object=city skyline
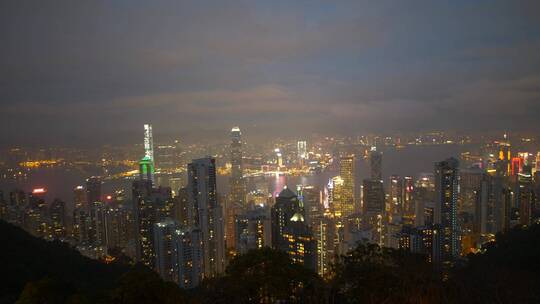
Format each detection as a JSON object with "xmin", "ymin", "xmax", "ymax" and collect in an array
[{"xmin": 1, "ymin": 1, "xmax": 540, "ymax": 302}]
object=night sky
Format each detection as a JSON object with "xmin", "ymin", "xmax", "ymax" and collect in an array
[{"xmin": 1, "ymin": 0, "xmax": 539, "ymax": 146}]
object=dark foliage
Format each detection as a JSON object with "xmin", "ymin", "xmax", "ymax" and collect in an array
[
  {"xmin": 194, "ymin": 247, "xmax": 326, "ymax": 303},
  {"xmin": 4, "ymin": 219, "xmax": 540, "ymax": 304},
  {"xmin": 0, "ymin": 220, "xmax": 127, "ymax": 303},
  {"xmin": 448, "ymin": 225, "xmax": 540, "ymax": 304},
  {"xmin": 329, "ymin": 242, "xmax": 444, "ymax": 304}
]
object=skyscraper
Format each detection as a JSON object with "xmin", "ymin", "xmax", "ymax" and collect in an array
[
  {"xmin": 154, "ymin": 218, "xmax": 180, "ymax": 282},
  {"xmin": 370, "ymin": 147, "xmax": 383, "ymax": 181},
  {"xmin": 235, "ymin": 206, "xmax": 271, "ymax": 254},
  {"xmin": 228, "ymin": 127, "xmax": 246, "ymax": 250},
  {"xmin": 144, "ymin": 123, "xmax": 154, "ymax": 162},
  {"xmin": 86, "ymin": 177, "xmax": 102, "ymax": 205},
  {"xmin": 49, "ymin": 199, "xmax": 66, "ymax": 239},
  {"xmin": 229, "ymin": 127, "xmax": 246, "ymax": 207},
  {"xmin": 139, "ymin": 155, "xmax": 155, "ymax": 182},
  {"xmin": 362, "ymin": 179, "xmax": 385, "ymax": 222},
  {"xmin": 271, "ymin": 187, "xmax": 302, "ymax": 249},
  {"xmin": 434, "ymin": 157, "xmax": 460, "ymax": 272},
  {"xmin": 297, "ymin": 140, "xmax": 307, "ymax": 166},
  {"xmin": 339, "ymin": 156, "xmax": 356, "ymax": 216},
  {"xmin": 187, "ymin": 157, "xmax": 225, "ymax": 278},
  {"xmin": 280, "ymin": 212, "xmax": 318, "ymax": 272},
  {"xmin": 154, "ymin": 218, "xmax": 202, "ymax": 288}
]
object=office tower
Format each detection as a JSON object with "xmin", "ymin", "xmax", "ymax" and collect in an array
[
  {"xmin": 279, "ymin": 212, "xmax": 318, "ymax": 272},
  {"xmin": 229, "ymin": 127, "xmax": 246, "ymax": 207},
  {"xmin": 72, "ymin": 186, "xmax": 87, "ymax": 243},
  {"xmin": 362, "ymin": 179, "xmax": 385, "ymax": 224},
  {"xmin": 459, "ymin": 167, "xmax": 484, "ymax": 215},
  {"xmin": 86, "ymin": 177, "xmax": 102, "ymax": 205},
  {"xmin": 402, "ymin": 176, "xmax": 415, "ymax": 225},
  {"xmin": 153, "ymin": 218, "xmax": 203, "ymax": 288},
  {"xmin": 275, "ymin": 148, "xmax": 283, "ymax": 168},
  {"xmin": 297, "ymin": 140, "xmax": 307, "ymax": 166},
  {"xmin": 511, "ymin": 157, "xmax": 524, "ymax": 176},
  {"xmin": 399, "ymin": 225, "xmax": 435, "ymax": 263},
  {"xmin": 154, "ymin": 218, "xmax": 179, "ymax": 282},
  {"xmin": 133, "ymin": 179, "xmax": 155, "ymax": 266},
  {"xmin": 175, "ymin": 227, "xmax": 202, "ymax": 289},
  {"xmin": 389, "ymin": 175, "xmax": 404, "ymax": 221},
  {"xmin": 434, "ymin": 157, "xmax": 460, "ymax": 271},
  {"xmin": 6, "ymin": 189, "xmax": 27, "ymax": 225},
  {"xmin": 173, "ymin": 187, "xmax": 191, "ymax": 227},
  {"xmin": 228, "ymin": 127, "xmax": 246, "ymax": 251},
  {"xmin": 271, "ymin": 187, "xmax": 302, "ymax": 249},
  {"xmin": 24, "ymin": 188, "xmax": 48, "ymax": 238},
  {"xmin": 339, "ymin": 155, "xmax": 356, "ymax": 216},
  {"xmin": 83, "ymin": 177, "xmax": 106, "ymax": 250},
  {"xmin": 103, "ymin": 204, "xmax": 131, "ymax": 252},
  {"xmin": 73, "ymin": 185, "xmax": 86, "ymax": 209},
  {"xmin": 144, "ymin": 124, "xmax": 154, "ymax": 162},
  {"xmin": 413, "ymin": 174, "xmax": 436, "ymax": 227},
  {"xmin": 132, "ymin": 181, "xmax": 173, "ymax": 263},
  {"xmin": 139, "ymin": 155, "xmax": 155, "ymax": 182},
  {"xmin": 298, "ymin": 185, "xmax": 322, "ymax": 227},
  {"xmin": 330, "ymin": 176, "xmax": 344, "ymax": 220},
  {"xmin": 313, "ymin": 216, "xmax": 335, "ymax": 277},
  {"xmin": 498, "ymin": 134, "xmax": 511, "ymax": 176},
  {"xmin": 536, "ymin": 152, "xmax": 540, "ymax": 172},
  {"xmin": 235, "ymin": 206, "xmax": 271, "ymax": 254},
  {"xmin": 474, "ymin": 172, "xmax": 498, "ymax": 236},
  {"xmin": 187, "ymin": 157, "xmax": 225, "ymax": 278},
  {"xmin": 516, "ymin": 165, "xmax": 534, "ymax": 226},
  {"xmin": 370, "ymin": 147, "xmax": 383, "ymax": 181},
  {"xmin": 49, "ymin": 199, "xmax": 66, "ymax": 239}
]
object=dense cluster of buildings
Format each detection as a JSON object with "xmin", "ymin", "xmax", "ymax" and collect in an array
[{"xmin": 1, "ymin": 127, "xmax": 539, "ymax": 286}]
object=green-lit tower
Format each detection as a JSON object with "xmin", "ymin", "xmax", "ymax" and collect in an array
[{"xmin": 139, "ymin": 155, "xmax": 155, "ymax": 182}]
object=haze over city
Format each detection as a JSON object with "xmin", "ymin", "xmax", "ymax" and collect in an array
[
  {"xmin": 2, "ymin": 1, "xmax": 540, "ymax": 304},
  {"xmin": 2, "ymin": 0, "xmax": 540, "ymax": 147}
]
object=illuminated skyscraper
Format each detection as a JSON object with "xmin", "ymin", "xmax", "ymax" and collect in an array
[
  {"xmin": 297, "ymin": 140, "xmax": 307, "ymax": 166},
  {"xmin": 536, "ymin": 152, "xmax": 540, "ymax": 172},
  {"xmin": 516, "ymin": 165, "xmax": 534, "ymax": 226},
  {"xmin": 139, "ymin": 155, "xmax": 155, "ymax": 182},
  {"xmin": 187, "ymin": 157, "xmax": 225, "ymax": 278},
  {"xmin": 280, "ymin": 212, "xmax": 318, "ymax": 272},
  {"xmin": 433, "ymin": 157, "xmax": 460, "ymax": 272},
  {"xmin": 235, "ymin": 206, "xmax": 271, "ymax": 254},
  {"xmin": 314, "ymin": 216, "xmax": 335, "ymax": 277},
  {"xmin": 370, "ymin": 147, "xmax": 383, "ymax": 181},
  {"xmin": 228, "ymin": 127, "xmax": 246, "ymax": 250},
  {"xmin": 49, "ymin": 199, "xmax": 66, "ymax": 239},
  {"xmin": 403, "ymin": 176, "xmax": 414, "ymax": 225},
  {"xmin": 154, "ymin": 218, "xmax": 180, "ymax": 282},
  {"xmin": 25, "ymin": 188, "xmax": 48, "ymax": 238},
  {"xmin": 229, "ymin": 127, "xmax": 245, "ymax": 206},
  {"xmin": 154, "ymin": 218, "xmax": 203, "ymax": 288},
  {"xmin": 339, "ymin": 156, "xmax": 356, "ymax": 216},
  {"xmin": 271, "ymin": 187, "xmax": 302, "ymax": 249},
  {"xmin": 86, "ymin": 177, "xmax": 102, "ymax": 204},
  {"xmin": 498, "ymin": 134, "xmax": 511, "ymax": 176},
  {"xmin": 144, "ymin": 124, "xmax": 154, "ymax": 162},
  {"xmin": 389, "ymin": 175, "xmax": 403, "ymax": 221},
  {"xmin": 362, "ymin": 179, "xmax": 385, "ymax": 224}
]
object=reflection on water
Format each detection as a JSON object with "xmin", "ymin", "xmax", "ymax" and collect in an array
[{"xmin": 1, "ymin": 144, "xmax": 474, "ymax": 203}]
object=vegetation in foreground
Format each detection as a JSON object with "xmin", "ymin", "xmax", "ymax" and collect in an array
[{"xmin": 2, "ymin": 220, "xmax": 540, "ymax": 304}]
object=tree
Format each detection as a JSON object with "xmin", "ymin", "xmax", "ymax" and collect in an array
[
  {"xmin": 330, "ymin": 242, "xmax": 443, "ymax": 304},
  {"xmin": 196, "ymin": 247, "xmax": 325, "ymax": 304}
]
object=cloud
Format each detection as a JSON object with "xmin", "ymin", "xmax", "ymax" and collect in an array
[{"xmin": 0, "ymin": 0, "xmax": 539, "ymax": 146}]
